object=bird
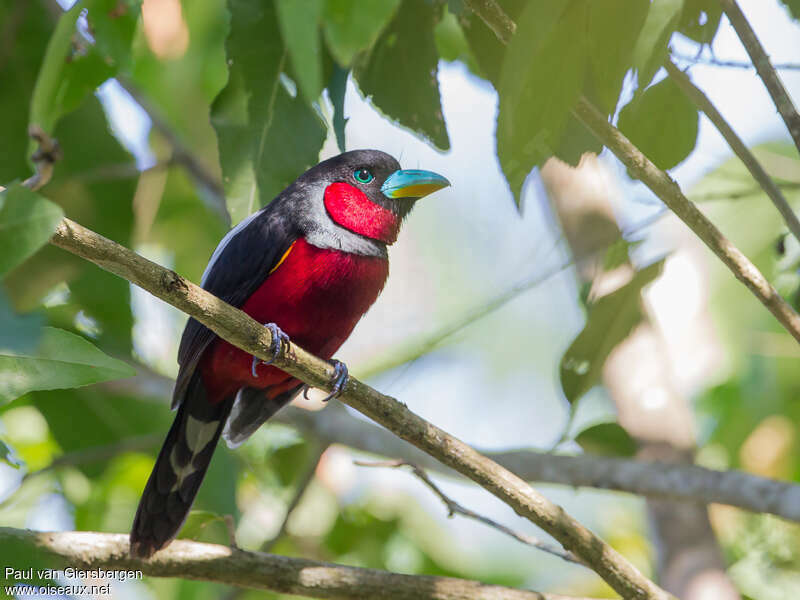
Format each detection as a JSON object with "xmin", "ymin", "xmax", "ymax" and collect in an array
[{"xmin": 129, "ymin": 149, "xmax": 449, "ymax": 558}]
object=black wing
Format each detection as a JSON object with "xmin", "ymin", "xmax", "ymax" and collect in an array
[{"xmin": 172, "ymin": 203, "xmax": 298, "ymax": 408}]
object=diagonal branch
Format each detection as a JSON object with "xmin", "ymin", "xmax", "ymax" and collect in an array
[
  {"xmin": 0, "ymin": 528, "xmax": 596, "ymax": 600},
  {"xmin": 665, "ymin": 57, "xmax": 800, "ymax": 244},
  {"xmin": 573, "ymin": 96, "xmax": 800, "ymax": 344},
  {"xmin": 719, "ymin": 0, "xmax": 800, "ymax": 154},
  {"xmin": 355, "ymin": 459, "xmax": 584, "ymax": 565},
  {"xmin": 48, "ymin": 217, "xmax": 673, "ymax": 600},
  {"xmin": 464, "ymin": 0, "xmax": 800, "ymax": 346}
]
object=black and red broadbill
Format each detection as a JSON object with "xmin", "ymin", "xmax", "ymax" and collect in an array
[{"xmin": 129, "ymin": 149, "xmax": 449, "ymax": 558}]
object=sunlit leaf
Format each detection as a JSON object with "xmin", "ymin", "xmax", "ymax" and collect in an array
[
  {"xmin": 354, "ymin": 0, "xmax": 449, "ymax": 151},
  {"xmin": 575, "ymin": 422, "xmax": 637, "ymax": 457},
  {"xmin": 560, "ymin": 259, "xmax": 664, "ymax": 406},
  {"xmin": 588, "ymin": 0, "xmax": 649, "ymax": 113},
  {"xmin": 0, "ymin": 327, "xmax": 135, "ymax": 404},
  {"xmin": 497, "ymin": 0, "xmax": 586, "ymax": 202},
  {"xmin": 631, "ymin": 0, "xmax": 685, "ymax": 88},
  {"xmin": 618, "ymin": 77, "xmax": 698, "ymax": 170},
  {"xmin": 212, "ymin": 0, "xmax": 326, "ymax": 224},
  {"xmin": 0, "ymin": 184, "xmax": 64, "ymax": 278}
]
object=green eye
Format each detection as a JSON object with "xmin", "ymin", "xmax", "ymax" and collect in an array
[{"xmin": 353, "ymin": 168, "xmax": 374, "ymax": 184}]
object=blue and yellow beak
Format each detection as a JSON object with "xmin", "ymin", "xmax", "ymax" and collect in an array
[{"xmin": 381, "ymin": 169, "xmax": 450, "ymax": 199}]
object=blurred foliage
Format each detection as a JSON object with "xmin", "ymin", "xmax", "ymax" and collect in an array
[{"xmin": 0, "ymin": 0, "xmax": 799, "ymax": 598}]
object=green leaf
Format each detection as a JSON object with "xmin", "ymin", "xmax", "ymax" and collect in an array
[
  {"xmin": 0, "ymin": 289, "xmax": 43, "ymax": 354},
  {"xmin": 0, "ymin": 0, "xmax": 53, "ymax": 184},
  {"xmin": 29, "ymin": 3, "xmax": 109, "ymax": 135},
  {"xmin": 497, "ymin": 0, "xmax": 587, "ymax": 202},
  {"xmin": 588, "ymin": 0, "xmax": 650, "ymax": 112},
  {"xmin": 575, "ymin": 422, "xmax": 637, "ymax": 457},
  {"xmin": 329, "ymin": 65, "xmax": 349, "ymax": 152},
  {"xmin": 275, "ymin": 0, "xmax": 324, "ymax": 102},
  {"xmin": 354, "ymin": 0, "xmax": 449, "ymax": 151},
  {"xmin": 177, "ymin": 510, "xmax": 226, "ymax": 541},
  {"xmin": 560, "ymin": 259, "xmax": 664, "ymax": 406},
  {"xmin": 0, "ymin": 327, "xmax": 135, "ymax": 404},
  {"xmin": 617, "ymin": 76, "xmax": 699, "ymax": 171},
  {"xmin": 679, "ymin": 0, "xmax": 722, "ymax": 45},
  {"xmin": 0, "ymin": 184, "xmax": 64, "ymax": 278},
  {"xmin": 631, "ymin": 0, "xmax": 685, "ymax": 88},
  {"xmin": 780, "ymin": 0, "xmax": 800, "ymax": 20},
  {"xmin": 322, "ymin": 0, "xmax": 400, "ymax": 66},
  {"xmin": 212, "ymin": 0, "xmax": 326, "ymax": 224},
  {"xmin": 84, "ymin": 0, "xmax": 140, "ymax": 70}
]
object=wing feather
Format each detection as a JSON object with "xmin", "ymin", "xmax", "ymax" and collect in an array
[{"xmin": 172, "ymin": 204, "xmax": 297, "ymax": 408}]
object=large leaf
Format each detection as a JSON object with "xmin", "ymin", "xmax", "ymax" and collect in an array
[
  {"xmin": 631, "ymin": 0, "xmax": 685, "ymax": 88},
  {"xmin": 354, "ymin": 0, "xmax": 449, "ymax": 151},
  {"xmin": 275, "ymin": 0, "xmax": 324, "ymax": 102},
  {"xmin": 0, "ymin": 184, "xmax": 64, "ymax": 278},
  {"xmin": 497, "ymin": 0, "xmax": 587, "ymax": 202},
  {"xmin": 560, "ymin": 259, "xmax": 664, "ymax": 407},
  {"xmin": 0, "ymin": 327, "xmax": 135, "ymax": 404},
  {"xmin": 617, "ymin": 76, "xmax": 699, "ymax": 171},
  {"xmin": 322, "ymin": 0, "xmax": 400, "ymax": 66},
  {"xmin": 588, "ymin": 0, "xmax": 650, "ymax": 113},
  {"xmin": 212, "ymin": 0, "xmax": 326, "ymax": 224}
]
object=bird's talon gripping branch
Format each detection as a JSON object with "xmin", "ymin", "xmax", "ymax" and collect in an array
[
  {"xmin": 303, "ymin": 360, "xmax": 349, "ymax": 402},
  {"xmin": 251, "ymin": 322, "xmax": 290, "ymax": 378}
]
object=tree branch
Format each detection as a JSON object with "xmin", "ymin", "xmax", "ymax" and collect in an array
[
  {"xmin": 277, "ymin": 404, "xmax": 800, "ymax": 523},
  {"xmin": 464, "ymin": 0, "xmax": 800, "ymax": 346},
  {"xmin": 47, "ymin": 218, "xmax": 672, "ymax": 599},
  {"xmin": 671, "ymin": 51, "xmax": 800, "ymax": 72},
  {"xmin": 0, "ymin": 528, "xmax": 595, "ymax": 600},
  {"xmin": 573, "ymin": 96, "xmax": 800, "ymax": 344},
  {"xmin": 355, "ymin": 459, "xmax": 584, "ymax": 565},
  {"xmin": 719, "ymin": 0, "xmax": 800, "ymax": 154},
  {"xmin": 665, "ymin": 57, "xmax": 800, "ymax": 244}
]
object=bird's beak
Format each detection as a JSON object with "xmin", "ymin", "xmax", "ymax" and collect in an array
[{"xmin": 381, "ymin": 169, "xmax": 450, "ymax": 199}]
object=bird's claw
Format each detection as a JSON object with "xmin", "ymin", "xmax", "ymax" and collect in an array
[
  {"xmin": 251, "ymin": 323, "xmax": 290, "ymax": 378},
  {"xmin": 303, "ymin": 359, "xmax": 349, "ymax": 402}
]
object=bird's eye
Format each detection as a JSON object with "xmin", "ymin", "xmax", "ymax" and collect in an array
[{"xmin": 353, "ymin": 168, "xmax": 374, "ymax": 184}]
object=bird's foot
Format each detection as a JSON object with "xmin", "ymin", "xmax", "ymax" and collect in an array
[
  {"xmin": 303, "ymin": 359, "xmax": 349, "ymax": 403},
  {"xmin": 251, "ymin": 322, "xmax": 290, "ymax": 378}
]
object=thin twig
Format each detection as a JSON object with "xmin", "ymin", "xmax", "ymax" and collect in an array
[
  {"xmin": 671, "ymin": 51, "xmax": 800, "ymax": 71},
  {"xmin": 0, "ymin": 528, "xmax": 597, "ymax": 600},
  {"xmin": 720, "ymin": 0, "xmax": 800, "ymax": 154},
  {"xmin": 665, "ymin": 57, "xmax": 800, "ymax": 244},
  {"xmin": 22, "ymin": 125, "xmax": 61, "ymax": 191},
  {"xmin": 355, "ymin": 459, "xmax": 584, "ymax": 566}
]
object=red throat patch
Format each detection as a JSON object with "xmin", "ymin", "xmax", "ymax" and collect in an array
[{"xmin": 323, "ymin": 182, "xmax": 401, "ymax": 244}]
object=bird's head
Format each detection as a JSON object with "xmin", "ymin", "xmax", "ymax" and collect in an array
[{"xmin": 298, "ymin": 149, "xmax": 449, "ymax": 245}]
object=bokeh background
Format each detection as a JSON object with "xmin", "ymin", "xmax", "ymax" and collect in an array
[{"xmin": 1, "ymin": 0, "xmax": 800, "ymax": 598}]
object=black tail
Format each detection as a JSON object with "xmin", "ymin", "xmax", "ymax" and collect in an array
[{"xmin": 130, "ymin": 374, "xmax": 233, "ymax": 558}]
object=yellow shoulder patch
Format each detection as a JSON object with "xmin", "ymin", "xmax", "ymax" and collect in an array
[{"xmin": 268, "ymin": 242, "xmax": 295, "ymax": 275}]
